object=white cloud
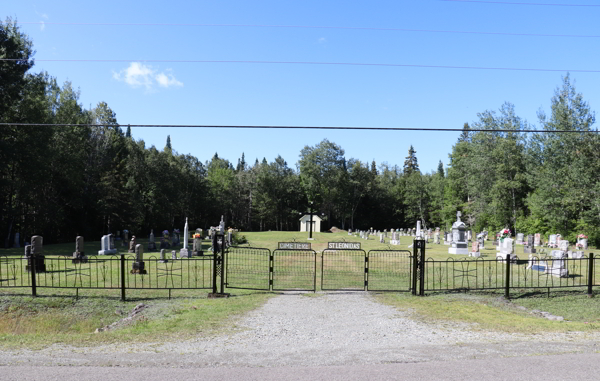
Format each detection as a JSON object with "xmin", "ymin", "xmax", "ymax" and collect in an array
[
  {"xmin": 41, "ymin": 13, "xmax": 49, "ymax": 19},
  {"xmin": 155, "ymin": 71, "xmax": 183, "ymax": 88},
  {"xmin": 113, "ymin": 62, "xmax": 183, "ymax": 91},
  {"xmin": 40, "ymin": 21, "xmax": 45, "ymax": 31},
  {"xmin": 318, "ymin": 37, "xmax": 326, "ymax": 43}
]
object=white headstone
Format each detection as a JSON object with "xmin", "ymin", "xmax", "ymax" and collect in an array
[
  {"xmin": 98, "ymin": 234, "xmax": 117, "ymax": 255},
  {"xmin": 183, "ymin": 218, "xmax": 189, "ymax": 250}
]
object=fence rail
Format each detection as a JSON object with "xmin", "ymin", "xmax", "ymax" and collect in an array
[
  {"xmin": 424, "ymin": 254, "xmax": 597, "ymax": 296},
  {"xmin": 0, "ymin": 245, "xmax": 597, "ymax": 299}
]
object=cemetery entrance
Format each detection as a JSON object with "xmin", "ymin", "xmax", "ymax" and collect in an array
[
  {"xmin": 225, "ymin": 246, "xmax": 318, "ymax": 291},
  {"xmin": 321, "ymin": 248, "xmax": 413, "ymax": 292}
]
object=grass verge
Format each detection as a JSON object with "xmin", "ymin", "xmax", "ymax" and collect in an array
[
  {"xmin": 376, "ymin": 290, "xmax": 600, "ymax": 334},
  {"xmin": 0, "ymin": 288, "xmax": 273, "ymax": 349}
]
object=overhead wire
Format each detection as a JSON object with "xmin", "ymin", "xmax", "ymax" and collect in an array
[
  {"xmin": 1, "ymin": 123, "xmax": 598, "ymax": 133},
  {"xmin": 16, "ymin": 22, "xmax": 600, "ymax": 38},
  {"xmin": 0, "ymin": 58, "xmax": 598, "ymax": 73}
]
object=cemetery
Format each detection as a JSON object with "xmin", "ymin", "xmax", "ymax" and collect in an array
[{"xmin": 1, "ymin": 219, "xmax": 598, "ymax": 300}]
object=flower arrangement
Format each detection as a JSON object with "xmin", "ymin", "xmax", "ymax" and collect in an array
[
  {"xmin": 193, "ymin": 233, "xmax": 202, "ymax": 239},
  {"xmin": 576, "ymin": 242, "xmax": 584, "ymax": 249},
  {"xmin": 500, "ymin": 228, "xmax": 511, "ymax": 239},
  {"xmin": 578, "ymin": 234, "xmax": 588, "ymax": 239},
  {"xmin": 174, "ymin": 229, "xmax": 180, "ymax": 233}
]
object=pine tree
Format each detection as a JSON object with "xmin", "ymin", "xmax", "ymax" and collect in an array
[
  {"xmin": 126, "ymin": 125, "xmax": 131, "ymax": 138},
  {"xmin": 370, "ymin": 160, "xmax": 377, "ymax": 176},
  {"xmin": 437, "ymin": 160, "xmax": 444, "ymax": 178},
  {"xmin": 458, "ymin": 122, "xmax": 470, "ymax": 143},
  {"xmin": 403, "ymin": 145, "xmax": 420, "ymax": 175},
  {"xmin": 165, "ymin": 135, "xmax": 172, "ymax": 151}
]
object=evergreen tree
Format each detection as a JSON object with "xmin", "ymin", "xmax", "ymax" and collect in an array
[
  {"xmin": 165, "ymin": 135, "xmax": 172, "ymax": 151},
  {"xmin": 458, "ymin": 122, "xmax": 471, "ymax": 143},
  {"xmin": 437, "ymin": 161, "xmax": 444, "ymax": 178},
  {"xmin": 126, "ymin": 125, "xmax": 131, "ymax": 138},
  {"xmin": 403, "ymin": 145, "xmax": 420, "ymax": 175}
]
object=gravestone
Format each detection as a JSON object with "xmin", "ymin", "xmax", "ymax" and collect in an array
[
  {"xmin": 171, "ymin": 250, "xmax": 177, "ymax": 260},
  {"xmin": 558, "ymin": 240, "xmax": 569, "ymax": 251},
  {"xmin": 449, "ymin": 211, "xmax": 468, "ymax": 255},
  {"xmin": 172, "ymin": 229, "xmax": 180, "ymax": 246},
  {"xmin": 13, "ymin": 232, "xmax": 20, "ymax": 248},
  {"xmin": 379, "ymin": 233, "xmax": 384, "ymax": 243},
  {"xmin": 524, "ymin": 234, "xmax": 536, "ymax": 254},
  {"xmin": 548, "ymin": 234, "xmax": 558, "ymax": 248},
  {"xmin": 476, "ymin": 232, "xmax": 485, "ymax": 249},
  {"xmin": 577, "ymin": 235, "xmax": 588, "ymax": 250},
  {"xmin": 180, "ymin": 218, "xmax": 189, "ymax": 258},
  {"xmin": 192, "ymin": 235, "xmax": 202, "ymax": 256},
  {"xmin": 148, "ymin": 229, "xmax": 156, "ymax": 252},
  {"xmin": 416, "ymin": 221, "xmax": 421, "ymax": 238},
  {"xmin": 434, "ymin": 232, "xmax": 440, "ymax": 244},
  {"xmin": 497, "ymin": 238, "xmax": 516, "ymax": 262},
  {"xmin": 516, "ymin": 233, "xmax": 524, "ymax": 245},
  {"xmin": 131, "ymin": 244, "xmax": 147, "ymax": 274},
  {"xmin": 72, "ymin": 236, "xmax": 88, "ymax": 263},
  {"xmin": 128, "ymin": 236, "xmax": 137, "ymax": 253},
  {"xmin": 26, "ymin": 235, "xmax": 46, "ymax": 272},
  {"xmin": 470, "ymin": 241, "xmax": 481, "ymax": 258},
  {"xmin": 219, "ymin": 215, "xmax": 225, "ymax": 235},
  {"xmin": 23, "ymin": 244, "xmax": 31, "ymax": 259},
  {"xmin": 570, "ymin": 251, "xmax": 585, "ymax": 259},
  {"xmin": 534, "ymin": 233, "xmax": 541, "ymax": 247},
  {"xmin": 159, "ymin": 249, "xmax": 168, "ymax": 263},
  {"xmin": 98, "ymin": 234, "xmax": 118, "ymax": 255}
]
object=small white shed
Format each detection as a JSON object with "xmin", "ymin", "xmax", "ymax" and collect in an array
[{"xmin": 299, "ymin": 214, "xmax": 322, "ymax": 233}]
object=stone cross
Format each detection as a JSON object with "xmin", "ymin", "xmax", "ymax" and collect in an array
[{"xmin": 457, "ymin": 211, "xmax": 462, "ymax": 221}]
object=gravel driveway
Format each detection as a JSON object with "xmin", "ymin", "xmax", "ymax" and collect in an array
[{"xmin": 0, "ymin": 292, "xmax": 598, "ymax": 368}]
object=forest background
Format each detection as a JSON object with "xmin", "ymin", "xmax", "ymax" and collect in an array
[{"xmin": 2, "ymin": 19, "xmax": 599, "ymax": 247}]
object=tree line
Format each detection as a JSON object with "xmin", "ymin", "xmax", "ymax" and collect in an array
[{"xmin": 1, "ymin": 19, "xmax": 598, "ymax": 247}]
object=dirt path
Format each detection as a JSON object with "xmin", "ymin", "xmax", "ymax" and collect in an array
[{"xmin": 0, "ymin": 292, "xmax": 598, "ymax": 368}]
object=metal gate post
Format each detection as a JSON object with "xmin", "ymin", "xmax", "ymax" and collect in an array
[
  {"xmin": 120, "ymin": 254, "xmax": 126, "ymax": 301},
  {"xmin": 588, "ymin": 253, "xmax": 594, "ymax": 297},
  {"xmin": 211, "ymin": 234, "xmax": 218, "ymax": 294},
  {"xmin": 504, "ymin": 255, "xmax": 511, "ymax": 299},
  {"xmin": 418, "ymin": 239, "xmax": 425, "ymax": 296},
  {"xmin": 30, "ymin": 256, "xmax": 37, "ymax": 297},
  {"xmin": 412, "ymin": 239, "xmax": 425, "ymax": 296},
  {"xmin": 209, "ymin": 233, "xmax": 230, "ymax": 298},
  {"xmin": 412, "ymin": 241, "xmax": 418, "ymax": 295},
  {"xmin": 220, "ymin": 234, "xmax": 226, "ymax": 294}
]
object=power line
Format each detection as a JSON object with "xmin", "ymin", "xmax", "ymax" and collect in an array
[
  {"xmin": 17, "ymin": 21, "xmax": 600, "ymax": 38},
  {"xmin": 0, "ymin": 58, "xmax": 598, "ymax": 73},
  {"xmin": 1, "ymin": 123, "xmax": 598, "ymax": 133},
  {"xmin": 440, "ymin": 0, "xmax": 600, "ymax": 6}
]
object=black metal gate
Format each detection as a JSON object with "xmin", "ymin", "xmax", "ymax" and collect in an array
[
  {"xmin": 321, "ymin": 249, "xmax": 413, "ymax": 291},
  {"xmin": 225, "ymin": 247, "xmax": 271, "ymax": 290},
  {"xmin": 225, "ymin": 247, "xmax": 317, "ymax": 291},
  {"xmin": 272, "ymin": 249, "xmax": 317, "ymax": 291},
  {"xmin": 367, "ymin": 250, "xmax": 413, "ymax": 292},
  {"xmin": 321, "ymin": 249, "xmax": 367, "ymax": 291}
]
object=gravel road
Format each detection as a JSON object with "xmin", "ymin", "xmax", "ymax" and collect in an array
[{"xmin": 0, "ymin": 292, "xmax": 598, "ymax": 368}]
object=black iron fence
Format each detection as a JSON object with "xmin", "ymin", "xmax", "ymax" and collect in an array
[
  {"xmin": 0, "ymin": 241, "xmax": 597, "ymax": 299},
  {"xmin": 424, "ymin": 254, "xmax": 597, "ymax": 297},
  {"xmin": 0, "ymin": 254, "xmax": 214, "ymax": 300}
]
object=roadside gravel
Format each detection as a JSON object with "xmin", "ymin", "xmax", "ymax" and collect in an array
[{"xmin": 0, "ymin": 292, "xmax": 598, "ymax": 368}]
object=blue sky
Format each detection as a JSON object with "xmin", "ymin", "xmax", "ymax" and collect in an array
[{"xmin": 5, "ymin": 0, "xmax": 600, "ymax": 173}]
